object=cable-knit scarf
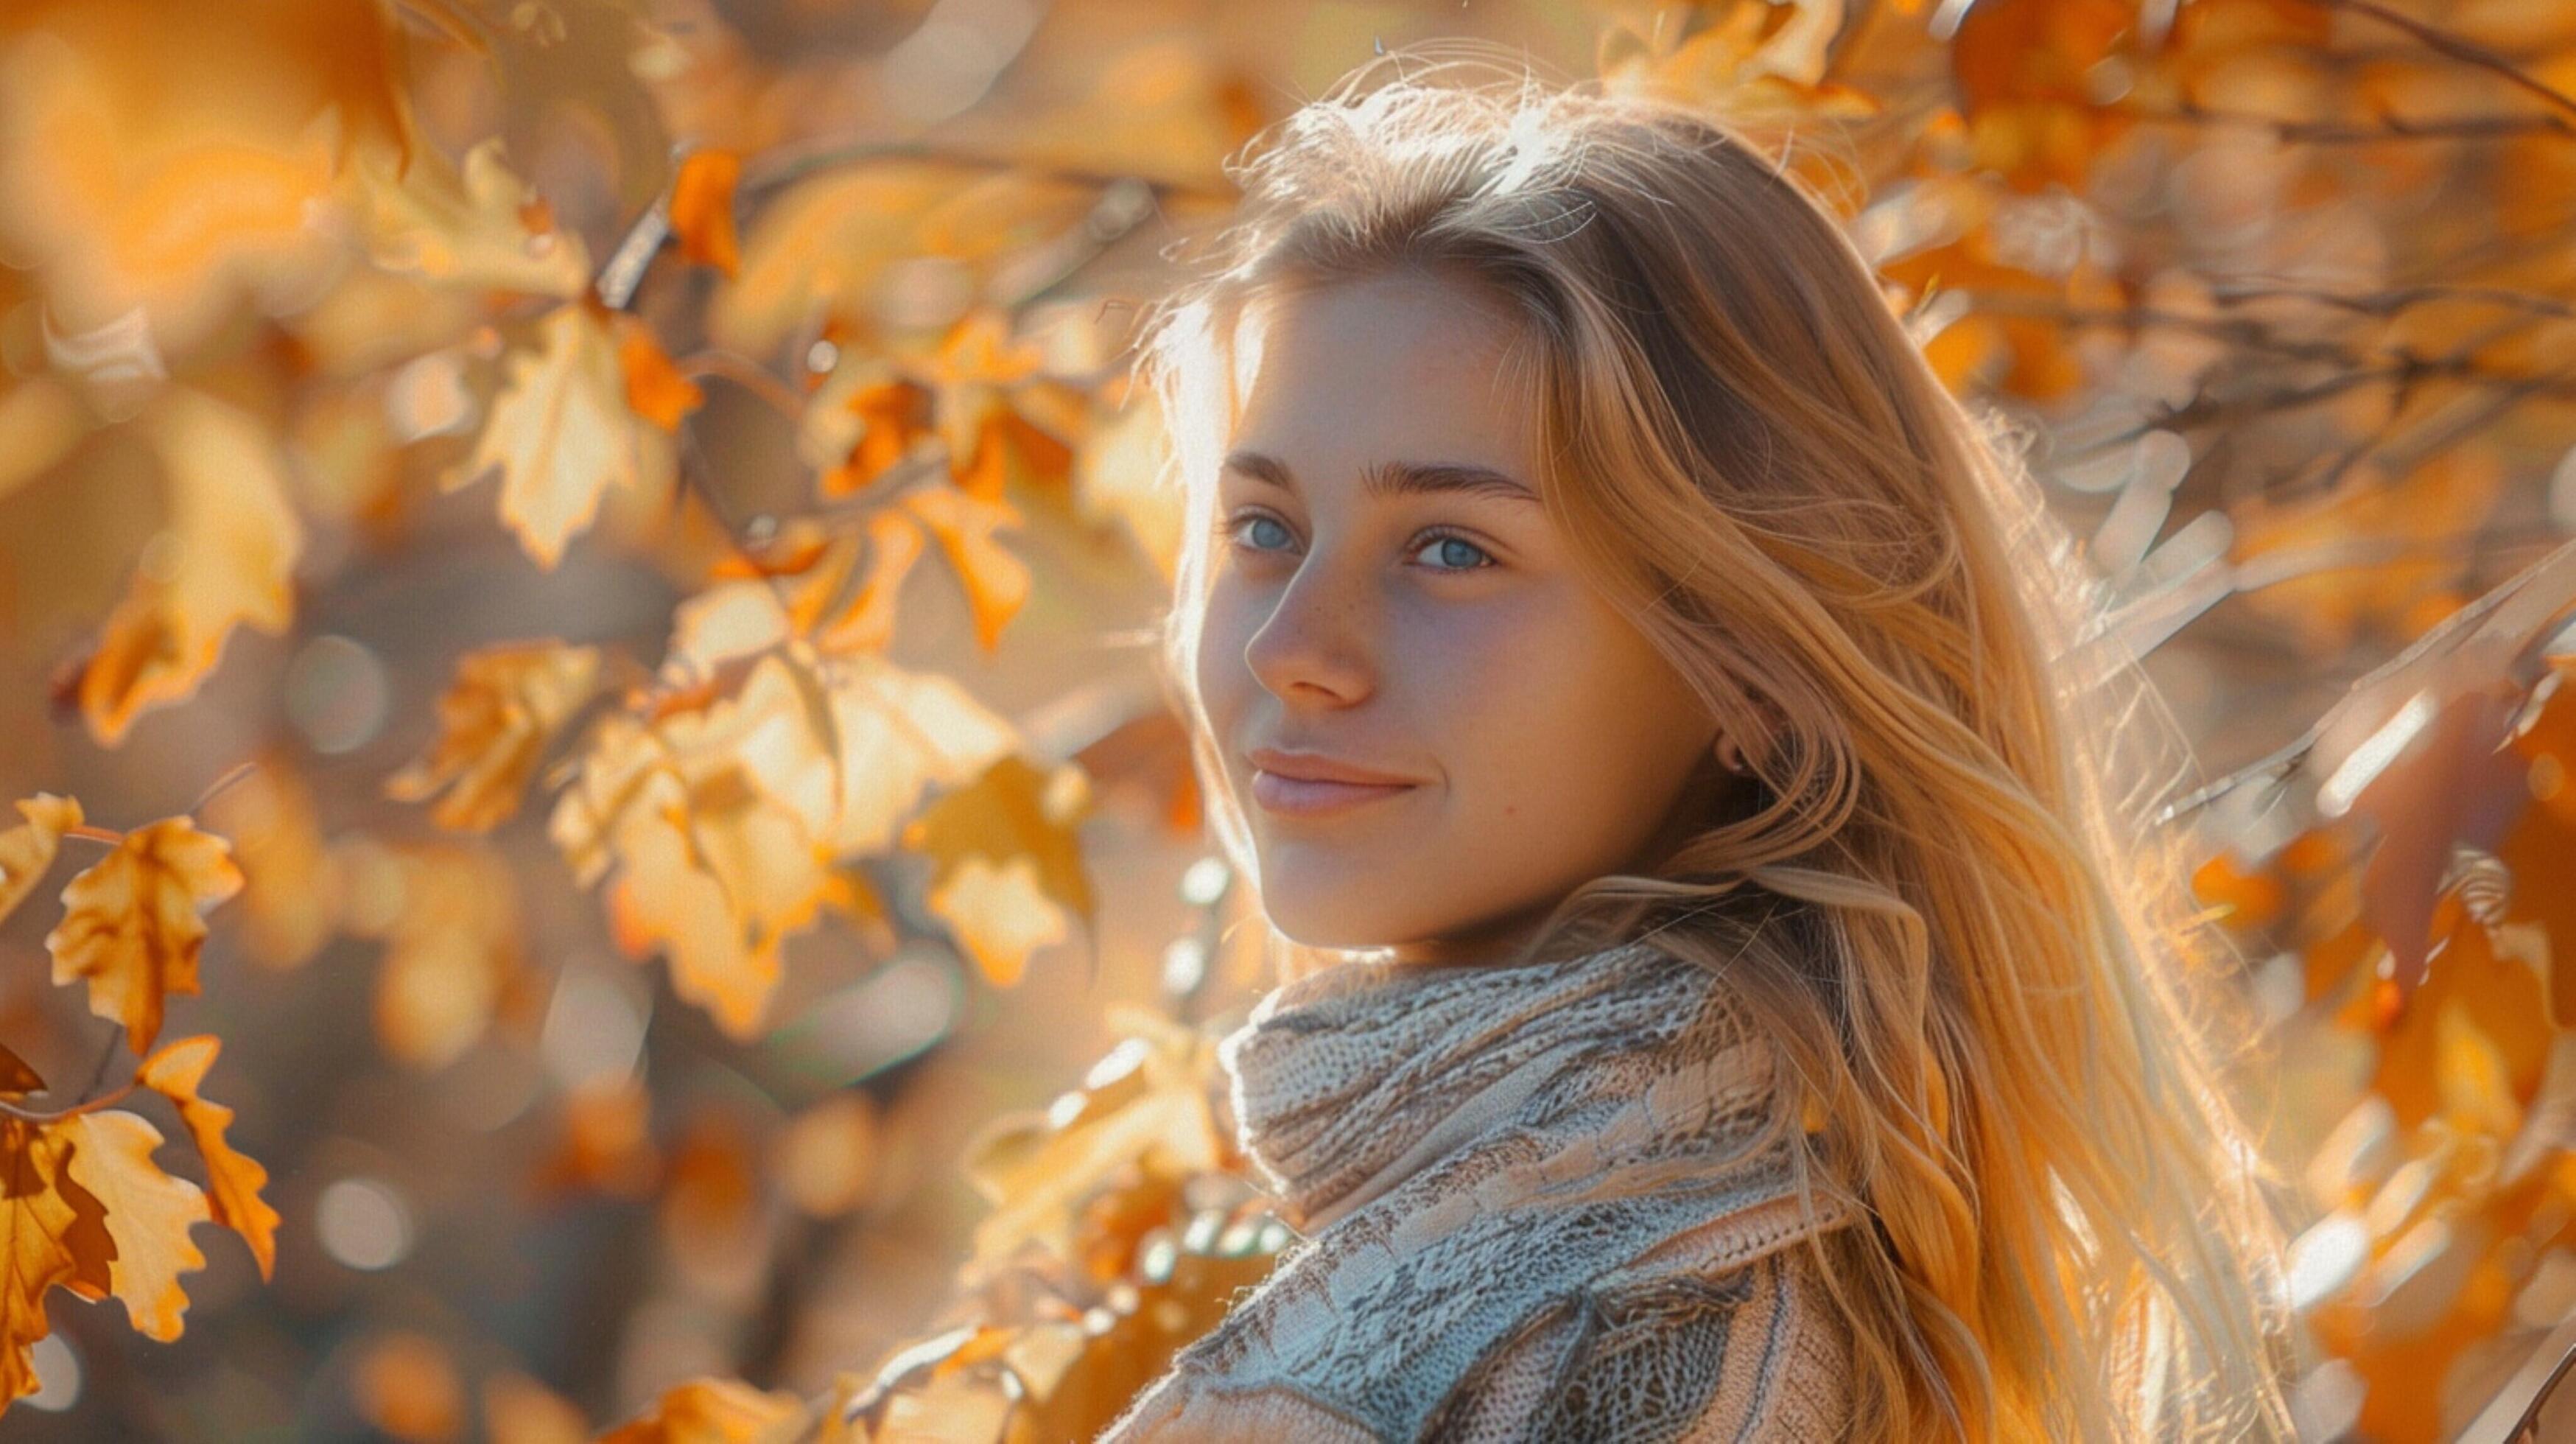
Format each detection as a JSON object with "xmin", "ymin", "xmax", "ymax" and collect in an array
[{"xmin": 1097, "ymin": 938, "xmax": 1864, "ymax": 1443}]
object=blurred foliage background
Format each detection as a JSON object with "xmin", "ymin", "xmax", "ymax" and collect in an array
[{"xmin": 6, "ymin": 0, "xmax": 2576, "ymax": 1440}]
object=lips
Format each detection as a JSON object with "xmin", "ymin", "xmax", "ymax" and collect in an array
[
  {"xmin": 1245, "ymin": 747, "xmax": 1421, "ymax": 818},
  {"xmin": 1250, "ymin": 769, "xmax": 1416, "ymax": 816}
]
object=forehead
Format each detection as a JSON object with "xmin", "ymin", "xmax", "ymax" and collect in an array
[{"xmin": 1224, "ymin": 270, "xmax": 1537, "ymax": 484}]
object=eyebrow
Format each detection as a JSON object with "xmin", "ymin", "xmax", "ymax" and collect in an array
[{"xmin": 1221, "ymin": 449, "xmax": 1542, "ymax": 506}]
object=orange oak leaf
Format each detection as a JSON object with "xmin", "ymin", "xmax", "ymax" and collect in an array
[
  {"xmin": 46, "ymin": 817, "xmax": 243, "ymax": 1054},
  {"xmin": 595, "ymin": 1375, "xmax": 804, "ymax": 1444},
  {"xmin": 78, "ymin": 389, "xmax": 304, "ymax": 745},
  {"xmin": 59, "ymin": 1110, "xmax": 209, "ymax": 1342},
  {"xmin": 135, "ymin": 1035, "xmax": 278, "ymax": 1280},
  {"xmin": 0, "ymin": 1118, "xmax": 113, "ymax": 1408},
  {"xmin": 387, "ymin": 641, "xmax": 604, "ymax": 832},
  {"xmin": 0, "ymin": 795, "xmax": 81, "ymax": 929},
  {"xmin": 668, "ymin": 149, "xmax": 743, "ymax": 278},
  {"xmin": 617, "ymin": 318, "xmax": 705, "ymax": 434},
  {"xmin": 455, "ymin": 301, "xmax": 651, "ymax": 569}
]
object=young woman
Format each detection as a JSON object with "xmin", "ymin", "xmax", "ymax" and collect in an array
[{"xmin": 1095, "ymin": 50, "xmax": 2300, "ymax": 1444}]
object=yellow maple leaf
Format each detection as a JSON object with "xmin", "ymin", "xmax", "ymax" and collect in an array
[
  {"xmin": 46, "ymin": 817, "xmax": 243, "ymax": 1054},
  {"xmin": 596, "ymin": 1376, "xmax": 805, "ymax": 1444},
  {"xmin": 387, "ymin": 642, "xmax": 603, "ymax": 832},
  {"xmin": 0, "ymin": 795, "xmax": 82, "ymax": 930},
  {"xmin": 134, "ymin": 1036, "xmax": 278, "ymax": 1280},
  {"xmin": 903, "ymin": 757, "xmax": 1097, "ymax": 989},
  {"xmin": 79, "ymin": 388, "xmax": 304, "ymax": 745},
  {"xmin": 821, "ymin": 652, "xmax": 1019, "ymax": 855},
  {"xmin": 0, "ymin": 1118, "xmax": 114, "ymax": 1407},
  {"xmin": 553, "ymin": 657, "xmax": 841, "ymax": 1039},
  {"xmin": 926, "ymin": 853, "xmax": 1069, "ymax": 989},
  {"xmin": 58, "ymin": 1110, "xmax": 209, "ymax": 1342},
  {"xmin": 456, "ymin": 301, "xmax": 651, "ymax": 569}
]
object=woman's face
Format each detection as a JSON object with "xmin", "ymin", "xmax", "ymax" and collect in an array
[{"xmin": 1193, "ymin": 268, "xmax": 1727, "ymax": 965}]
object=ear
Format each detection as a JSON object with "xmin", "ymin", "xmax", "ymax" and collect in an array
[{"xmin": 1721, "ymin": 687, "xmax": 1787, "ymax": 775}]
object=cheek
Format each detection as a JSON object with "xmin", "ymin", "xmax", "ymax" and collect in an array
[
  {"xmin": 1442, "ymin": 605, "xmax": 1699, "ymax": 824},
  {"xmin": 1190, "ymin": 580, "xmax": 1255, "ymax": 723}
]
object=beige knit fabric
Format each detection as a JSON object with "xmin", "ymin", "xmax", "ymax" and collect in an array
[{"xmin": 1095, "ymin": 938, "xmax": 1864, "ymax": 1443}]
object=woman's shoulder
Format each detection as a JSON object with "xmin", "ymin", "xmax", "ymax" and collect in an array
[{"xmin": 1426, "ymin": 1239, "xmax": 1856, "ymax": 1442}]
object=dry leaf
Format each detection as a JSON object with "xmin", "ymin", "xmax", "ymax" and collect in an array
[
  {"xmin": 670, "ymin": 149, "xmax": 743, "ymax": 278},
  {"xmin": 0, "ymin": 796, "xmax": 82, "ymax": 930},
  {"xmin": 135, "ymin": 1035, "xmax": 279, "ymax": 1280},
  {"xmin": 58, "ymin": 1110, "xmax": 209, "ymax": 1342},
  {"xmin": 200, "ymin": 761, "xmax": 341, "ymax": 970},
  {"xmin": 46, "ymin": 816, "xmax": 243, "ymax": 1054},
  {"xmin": 903, "ymin": 757, "xmax": 1095, "ymax": 989},
  {"xmin": 348, "ymin": 136, "xmax": 592, "ymax": 298},
  {"xmin": 387, "ymin": 641, "xmax": 603, "ymax": 832},
  {"xmin": 352, "ymin": 844, "xmax": 527, "ymax": 1070},
  {"xmin": 899, "ymin": 486, "xmax": 1031, "ymax": 654},
  {"xmin": 354, "ymin": 1331, "xmax": 464, "ymax": 1443},
  {"xmin": 455, "ymin": 301, "xmax": 651, "ymax": 569},
  {"xmin": 618, "ymin": 318, "xmax": 706, "ymax": 433},
  {"xmin": 482, "ymin": 1370, "xmax": 589, "ymax": 1444},
  {"xmin": 0, "ymin": 1118, "xmax": 113, "ymax": 1406},
  {"xmin": 79, "ymin": 388, "xmax": 304, "ymax": 745},
  {"xmin": 596, "ymin": 1376, "xmax": 804, "ymax": 1444}
]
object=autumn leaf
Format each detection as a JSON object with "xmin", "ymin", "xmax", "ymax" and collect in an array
[
  {"xmin": 46, "ymin": 816, "xmax": 243, "ymax": 1054},
  {"xmin": 903, "ymin": 756, "xmax": 1096, "ymax": 988},
  {"xmin": 596, "ymin": 1375, "xmax": 804, "ymax": 1444},
  {"xmin": 78, "ymin": 388, "xmax": 305, "ymax": 745},
  {"xmin": 962, "ymin": 1006, "xmax": 1224, "ymax": 1266},
  {"xmin": 0, "ymin": 1118, "xmax": 113, "ymax": 1406},
  {"xmin": 618, "ymin": 318, "xmax": 706, "ymax": 433},
  {"xmin": 552, "ymin": 656, "xmax": 841, "ymax": 1039},
  {"xmin": 387, "ymin": 642, "xmax": 604, "ymax": 832},
  {"xmin": 348, "ymin": 136, "xmax": 592, "ymax": 298},
  {"xmin": 353, "ymin": 1331, "xmax": 464, "ymax": 1444},
  {"xmin": 901, "ymin": 484, "xmax": 1033, "ymax": 653},
  {"xmin": 669, "ymin": 149, "xmax": 743, "ymax": 278},
  {"xmin": 820, "ymin": 651, "xmax": 1020, "ymax": 855},
  {"xmin": 59, "ymin": 1110, "xmax": 208, "ymax": 1342},
  {"xmin": 455, "ymin": 301, "xmax": 653, "ymax": 569},
  {"xmin": 0, "ymin": 795, "xmax": 81, "ymax": 930},
  {"xmin": 818, "ymin": 377, "xmax": 936, "ymax": 498},
  {"xmin": 199, "ymin": 760, "xmax": 341, "ymax": 970},
  {"xmin": 0, "ymin": 1049, "xmax": 41, "ymax": 1099},
  {"xmin": 345, "ymin": 843, "xmax": 527, "ymax": 1070},
  {"xmin": 135, "ymin": 1035, "xmax": 278, "ymax": 1280}
]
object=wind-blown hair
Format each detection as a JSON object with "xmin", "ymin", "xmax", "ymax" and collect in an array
[{"xmin": 1134, "ymin": 47, "xmax": 2300, "ymax": 1443}]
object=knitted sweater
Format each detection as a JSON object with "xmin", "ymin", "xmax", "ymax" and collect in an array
[{"xmin": 1095, "ymin": 938, "xmax": 1864, "ymax": 1443}]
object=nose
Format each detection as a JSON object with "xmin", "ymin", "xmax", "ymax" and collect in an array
[{"xmin": 1241, "ymin": 544, "xmax": 1379, "ymax": 706}]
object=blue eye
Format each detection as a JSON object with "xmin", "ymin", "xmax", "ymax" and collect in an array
[
  {"xmin": 1214, "ymin": 510, "xmax": 1496, "ymax": 572},
  {"xmin": 1411, "ymin": 529, "xmax": 1495, "ymax": 572}
]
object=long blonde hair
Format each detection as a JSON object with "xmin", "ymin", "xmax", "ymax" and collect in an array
[{"xmin": 1137, "ymin": 49, "xmax": 2300, "ymax": 1443}]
